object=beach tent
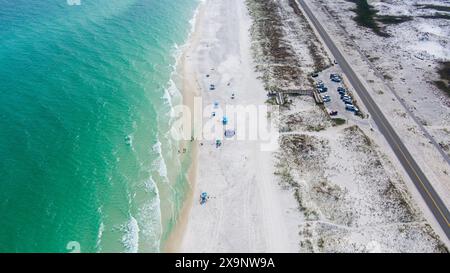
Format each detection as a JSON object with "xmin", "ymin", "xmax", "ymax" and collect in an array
[
  {"xmin": 222, "ymin": 116, "xmax": 228, "ymax": 125},
  {"xmin": 224, "ymin": 129, "xmax": 235, "ymax": 138},
  {"xmin": 200, "ymin": 192, "xmax": 208, "ymax": 205},
  {"xmin": 215, "ymin": 139, "xmax": 222, "ymax": 148}
]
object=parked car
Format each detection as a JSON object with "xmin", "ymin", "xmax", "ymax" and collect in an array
[
  {"xmin": 331, "ymin": 76, "xmax": 341, "ymax": 83},
  {"xmin": 345, "ymin": 104, "xmax": 359, "ymax": 113},
  {"xmin": 329, "ymin": 110, "xmax": 338, "ymax": 116},
  {"xmin": 322, "ymin": 95, "xmax": 331, "ymax": 102},
  {"xmin": 209, "ymin": 84, "xmax": 215, "ymax": 91},
  {"xmin": 318, "ymin": 87, "xmax": 328, "ymax": 93},
  {"xmin": 343, "ymin": 96, "xmax": 353, "ymax": 103},
  {"xmin": 337, "ymin": 87, "xmax": 346, "ymax": 92},
  {"xmin": 311, "ymin": 72, "xmax": 319, "ymax": 78},
  {"xmin": 330, "ymin": 73, "xmax": 341, "ymax": 82}
]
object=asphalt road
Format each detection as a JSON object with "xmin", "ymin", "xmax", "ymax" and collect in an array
[{"xmin": 296, "ymin": 0, "xmax": 450, "ymax": 239}]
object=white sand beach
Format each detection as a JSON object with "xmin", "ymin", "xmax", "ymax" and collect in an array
[{"xmin": 168, "ymin": 0, "xmax": 302, "ymax": 252}]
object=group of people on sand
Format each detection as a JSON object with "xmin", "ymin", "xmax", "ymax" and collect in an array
[{"xmin": 199, "ymin": 70, "xmax": 238, "ymax": 205}]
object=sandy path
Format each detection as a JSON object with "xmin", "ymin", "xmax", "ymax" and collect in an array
[{"xmin": 174, "ymin": 0, "xmax": 301, "ymax": 253}]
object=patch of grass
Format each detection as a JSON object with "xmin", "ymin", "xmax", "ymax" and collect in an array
[
  {"xmin": 266, "ymin": 97, "xmax": 277, "ymax": 105},
  {"xmin": 415, "ymin": 4, "xmax": 450, "ymax": 13},
  {"xmin": 307, "ymin": 124, "xmax": 326, "ymax": 132},
  {"xmin": 332, "ymin": 118, "xmax": 346, "ymax": 126},
  {"xmin": 419, "ymin": 13, "xmax": 450, "ymax": 20},
  {"xmin": 317, "ymin": 237, "xmax": 325, "ymax": 249},
  {"xmin": 346, "ymin": 0, "xmax": 389, "ymax": 37},
  {"xmin": 434, "ymin": 81, "xmax": 450, "ymax": 96},
  {"xmin": 288, "ymin": 0, "xmax": 330, "ymax": 71},
  {"xmin": 434, "ymin": 61, "xmax": 450, "ymax": 96},
  {"xmin": 376, "ymin": 15, "xmax": 413, "ymax": 25},
  {"xmin": 275, "ymin": 167, "xmax": 296, "ymax": 187},
  {"xmin": 346, "ymin": 1, "xmax": 415, "ymax": 36}
]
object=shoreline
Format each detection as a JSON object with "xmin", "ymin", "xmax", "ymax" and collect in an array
[{"xmin": 163, "ymin": 1, "xmax": 205, "ymax": 253}]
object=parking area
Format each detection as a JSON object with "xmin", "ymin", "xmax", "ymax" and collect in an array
[{"xmin": 312, "ymin": 66, "xmax": 362, "ymax": 123}]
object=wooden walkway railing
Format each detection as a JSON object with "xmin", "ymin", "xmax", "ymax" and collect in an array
[{"xmin": 269, "ymin": 89, "xmax": 323, "ymax": 105}]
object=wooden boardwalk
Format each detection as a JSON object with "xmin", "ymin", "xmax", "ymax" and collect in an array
[{"xmin": 269, "ymin": 89, "xmax": 323, "ymax": 105}]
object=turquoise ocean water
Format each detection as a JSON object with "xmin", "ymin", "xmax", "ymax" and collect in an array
[{"xmin": 0, "ymin": 0, "xmax": 198, "ymax": 252}]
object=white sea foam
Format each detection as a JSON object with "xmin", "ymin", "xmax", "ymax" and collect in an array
[
  {"xmin": 152, "ymin": 141, "xmax": 168, "ymax": 179},
  {"xmin": 163, "ymin": 79, "xmax": 179, "ymax": 121},
  {"xmin": 136, "ymin": 0, "xmax": 203, "ymax": 252},
  {"xmin": 94, "ymin": 205, "xmax": 105, "ymax": 252},
  {"xmin": 137, "ymin": 177, "xmax": 163, "ymax": 251},
  {"xmin": 162, "ymin": 0, "xmax": 203, "ymax": 117},
  {"xmin": 144, "ymin": 175, "xmax": 158, "ymax": 193},
  {"xmin": 121, "ymin": 216, "xmax": 140, "ymax": 253},
  {"xmin": 189, "ymin": 0, "xmax": 205, "ymax": 39},
  {"xmin": 163, "ymin": 130, "xmax": 178, "ymax": 163},
  {"xmin": 95, "ymin": 221, "xmax": 105, "ymax": 252},
  {"xmin": 159, "ymin": 0, "xmax": 204, "ymax": 162}
]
